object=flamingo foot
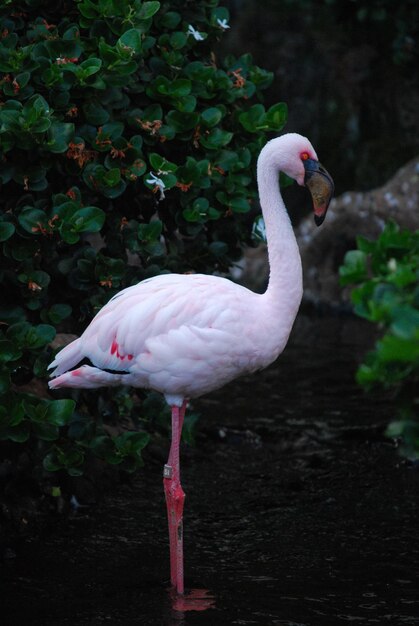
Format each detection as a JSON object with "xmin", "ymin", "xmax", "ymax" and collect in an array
[{"xmin": 169, "ymin": 587, "xmax": 216, "ymax": 612}]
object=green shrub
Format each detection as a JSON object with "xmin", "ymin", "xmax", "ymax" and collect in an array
[
  {"xmin": 340, "ymin": 221, "xmax": 419, "ymax": 459},
  {"xmin": 0, "ymin": 1, "xmax": 287, "ymax": 478}
]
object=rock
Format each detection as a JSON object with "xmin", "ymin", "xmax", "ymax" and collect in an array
[{"xmin": 296, "ymin": 156, "xmax": 419, "ymax": 307}]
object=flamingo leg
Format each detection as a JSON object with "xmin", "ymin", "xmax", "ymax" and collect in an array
[{"xmin": 163, "ymin": 400, "xmax": 187, "ymax": 594}]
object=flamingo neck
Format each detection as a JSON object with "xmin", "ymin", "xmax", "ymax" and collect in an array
[{"xmin": 257, "ymin": 148, "xmax": 303, "ymax": 311}]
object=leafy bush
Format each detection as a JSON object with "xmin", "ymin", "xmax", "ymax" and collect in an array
[
  {"xmin": 0, "ymin": 1, "xmax": 287, "ymax": 480},
  {"xmin": 340, "ymin": 222, "xmax": 419, "ymax": 459}
]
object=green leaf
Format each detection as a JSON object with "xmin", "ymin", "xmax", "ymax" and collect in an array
[
  {"xmin": 23, "ymin": 95, "xmax": 50, "ymax": 121},
  {"xmin": 9, "ymin": 402, "xmax": 25, "ymax": 427},
  {"xmin": 31, "ymin": 117, "xmax": 52, "ymax": 133},
  {"xmin": 138, "ymin": 220, "xmax": 162, "ymax": 241},
  {"xmin": 170, "ymin": 31, "xmax": 187, "ymax": 50},
  {"xmin": 265, "ymin": 102, "xmax": 288, "ymax": 131},
  {"xmin": 229, "ymin": 196, "xmax": 251, "ymax": 213},
  {"xmin": 339, "ymin": 250, "xmax": 368, "ymax": 285},
  {"xmin": 67, "ymin": 415, "xmax": 96, "ymax": 441},
  {"xmin": 83, "ymin": 102, "xmax": 110, "ymax": 125},
  {"xmin": 0, "ymin": 222, "xmax": 15, "ymax": 242},
  {"xmin": 126, "ymin": 159, "xmax": 146, "ymax": 178},
  {"xmin": 216, "ymin": 191, "xmax": 250, "ymax": 213},
  {"xmin": 209, "ymin": 241, "xmax": 228, "ymax": 258},
  {"xmin": 118, "ymin": 29, "xmax": 142, "ymax": 54},
  {"xmin": 18, "ymin": 269, "xmax": 50, "ymax": 289},
  {"xmin": 184, "ymin": 198, "xmax": 215, "ymax": 222},
  {"xmin": 103, "ymin": 168, "xmax": 121, "ymax": 187},
  {"xmin": 47, "ymin": 122, "xmax": 74, "ymax": 153},
  {"xmin": 175, "ymin": 95, "xmax": 196, "ymax": 113},
  {"xmin": 200, "ymin": 128, "xmax": 233, "ymax": 149},
  {"xmin": 165, "ymin": 110, "xmax": 199, "ymax": 131},
  {"xmin": 170, "ymin": 78, "xmax": 191, "ymax": 98},
  {"xmin": 78, "ymin": 0, "xmax": 98, "ymax": 18},
  {"xmin": 35, "ymin": 325, "xmax": 56, "ymax": 348},
  {"xmin": 43, "ymin": 452, "xmax": 61, "ymax": 472},
  {"xmin": 193, "ymin": 197, "xmax": 209, "ymax": 213},
  {"xmin": 377, "ymin": 334, "xmax": 419, "ymax": 363},
  {"xmin": 149, "ymin": 153, "xmax": 177, "ymax": 172},
  {"xmin": 46, "ymin": 304, "xmax": 72, "ymax": 324},
  {"xmin": 390, "ymin": 306, "xmax": 419, "ymax": 340},
  {"xmin": 14, "ymin": 166, "xmax": 48, "ymax": 191},
  {"xmin": 11, "ymin": 323, "xmax": 56, "ymax": 350},
  {"xmin": 0, "ymin": 161, "xmax": 14, "ymax": 182},
  {"xmin": 98, "ymin": 121, "xmax": 124, "ymax": 141},
  {"xmin": 4, "ymin": 421, "xmax": 30, "ymax": 443},
  {"xmin": 159, "ymin": 11, "xmax": 181, "ymax": 29},
  {"xmin": 201, "ymin": 107, "xmax": 223, "ymax": 127},
  {"xmin": 182, "ymin": 412, "xmax": 200, "ymax": 445},
  {"xmin": 33, "ymin": 421, "xmax": 60, "ymax": 441},
  {"xmin": 72, "ymin": 206, "xmax": 106, "ymax": 233},
  {"xmin": 139, "ymin": 1, "xmax": 161, "ymax": 20},
  {"xmin": 0, "ymin": 371, "xmax": 11, "ymax": 394},
  {"xmin": 78, "ymin": 57, "xmax": 102, "ymax": 77},
  {"xmin": 0, "ymin": 340, "xmax": 22, "ymax": 362},
  {"xmin": 90, "ymin": 435, "xmax": 121, "ymax": 464},
  {"xmin": 43, "ymin": 445, "xmax": 85, "ymax": 474},
  {"xmin": 46, "ymin": 399, "xmax": 76, "ymax": 427},
  {"xmin": 238, "ymin": 104, "xmax": 265, "ymax": 132},
  {"xmin": 115, "ymin": 430, "xmax": 150, "ymax": 450}
]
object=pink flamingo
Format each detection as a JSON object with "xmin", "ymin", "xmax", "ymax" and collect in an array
[{"xmin": 48, "ymin": 133, "xmax": 334, "ymax": 596}]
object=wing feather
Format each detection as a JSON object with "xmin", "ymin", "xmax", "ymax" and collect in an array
[{"xmin": 51, "ymin": 272, "xmax": 263, "ymax": 399}]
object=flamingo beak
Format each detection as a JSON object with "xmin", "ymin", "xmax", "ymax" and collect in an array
[{"xmin": 304, "ymin": 159, "xmax": 334, "ymax": 226}]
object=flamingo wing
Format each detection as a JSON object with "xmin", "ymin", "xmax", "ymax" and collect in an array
[{"xmin": 48, "ymin": 273, "xmax": 264, "ymax": 399}]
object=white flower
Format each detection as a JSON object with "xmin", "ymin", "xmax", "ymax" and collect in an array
[
  {"xmin": 252, "ymin": 216, "xmax": 267, "ymax": 243},
  {"xmin": 217, "ymin": 18, "xmax": 230, "ymax": 30},
  {"xmin": 146, "ymin": 172, "xmax": 166, "ymax": 200},
  {"xmin": 387, "ymin": 258, "xmax": 397, "ymax": 272},
  {"xmin": 187, "ymin": 25, "xmax": 204, "ymax": 41}
]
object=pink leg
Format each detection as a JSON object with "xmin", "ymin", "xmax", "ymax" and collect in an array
[{"xmin": 163, "ymin": 400, "xmax": 187, "ymax": 595}]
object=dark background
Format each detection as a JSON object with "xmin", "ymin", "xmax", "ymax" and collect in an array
[{"xmin": 221, "ymin": 0, "xmax": 419, "ymax": 195}]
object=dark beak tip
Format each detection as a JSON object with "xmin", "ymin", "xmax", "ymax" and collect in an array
[{"xmin": 314, "ymin": 214, "xmax": 325, "ymax": 227}]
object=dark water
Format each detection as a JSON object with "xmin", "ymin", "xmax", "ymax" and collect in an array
[{"xmin": 1, "ymin": 316, "xmax": 419, "ymax": 625}]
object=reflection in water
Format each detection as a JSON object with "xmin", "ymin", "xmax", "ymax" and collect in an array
[
  {"xmin": 1, "ymin": 316, "xmax": 419, "ymax": 626},
  {"xmin": 169, "ymin": 586, "xmax": 215, "ymax": 614}
]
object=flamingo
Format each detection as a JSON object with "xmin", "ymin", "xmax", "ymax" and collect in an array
[{"xmin": 48, "ymin": 133, "xmax": 334, "ymax": 596}]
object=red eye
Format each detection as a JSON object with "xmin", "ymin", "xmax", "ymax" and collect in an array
[{"xmin": 301, "ymin": 151, "xmax": 310, "ymax": 161}]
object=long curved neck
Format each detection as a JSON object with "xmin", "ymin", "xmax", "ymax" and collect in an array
[{"xmin": 257, "ymin": 144, "xmax": 303, "ymax": 311}]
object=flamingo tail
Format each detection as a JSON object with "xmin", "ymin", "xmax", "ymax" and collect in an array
[
  {"xmin": 48, "ymin": 364, "xmax": 126, "ymax": 390},
  {"xmin": 48, "ymin": 337, "xmax": 84, "ymax": 377}
]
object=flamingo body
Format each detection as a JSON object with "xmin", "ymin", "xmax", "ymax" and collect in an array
[{"xmin": 48, "ymin": 272, "xmax": 299, "ymax": 404}]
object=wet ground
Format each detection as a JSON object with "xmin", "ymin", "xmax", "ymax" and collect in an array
[{"xmin": 1, "ymin": 315, "xmax": 419, "ymax": 625}]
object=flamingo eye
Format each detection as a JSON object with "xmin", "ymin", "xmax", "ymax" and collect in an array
[{"xmin": 301, "ymin": 151, "xmax": 310, "ymax": 161}]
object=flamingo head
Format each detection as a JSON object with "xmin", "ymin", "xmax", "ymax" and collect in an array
[{"xmin": 279, "ymin": 133, "xmax": 335, "ymax": 226}]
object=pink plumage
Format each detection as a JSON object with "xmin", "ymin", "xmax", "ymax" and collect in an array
[
  {"xmin": 48, "ymin": 133, "xmax": 334, "ymax": 598},
  {"xmin": 48, "ymin": 273, "xmax": 281, "ymax": 404}
]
